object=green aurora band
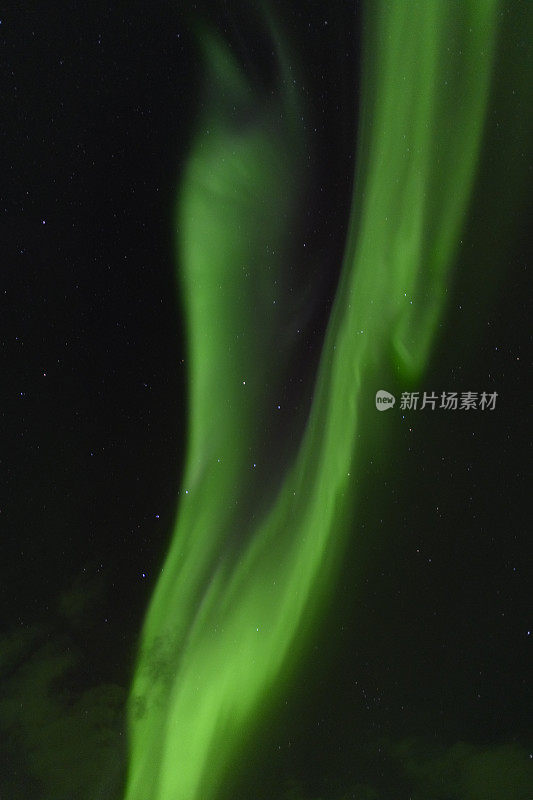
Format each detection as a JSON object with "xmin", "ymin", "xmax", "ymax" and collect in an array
[{"xmin": 125, "ymin": 2, "xmax": 499, "ymax": 798}]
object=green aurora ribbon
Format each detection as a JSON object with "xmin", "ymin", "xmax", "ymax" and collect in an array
[{"xmin": 125, "ymin": 2, "xmax": 499, "ymax": 797}]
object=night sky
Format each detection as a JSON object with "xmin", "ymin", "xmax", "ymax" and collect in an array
[{"xmin": 2, "ymin": 2, "xmax": 532, "ymax": 799}]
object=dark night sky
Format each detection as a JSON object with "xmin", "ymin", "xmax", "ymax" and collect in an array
[{"xmin": 1, "ymin": 2, "xmax": 531, "ymax": 799}]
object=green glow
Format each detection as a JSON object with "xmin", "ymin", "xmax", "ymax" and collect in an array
[{"xmin": 125, "ymin": 3, "xmax": 498, "ymax": 798}]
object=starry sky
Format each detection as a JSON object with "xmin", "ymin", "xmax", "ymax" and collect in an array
[{"xmin": 1, "ymin": 2, "xmax": 532, "ymax": 799}]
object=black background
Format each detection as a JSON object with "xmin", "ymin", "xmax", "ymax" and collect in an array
[{"xmin": 1, "ymin": 2, "xmax": 531, "ymax": 798}]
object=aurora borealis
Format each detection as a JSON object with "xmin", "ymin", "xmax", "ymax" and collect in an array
[
  {"xmin": 2, "ymin": 1, "xmax": 532, "ymax": 799},
  {"xmin": 125, "ymin": 2, "xmax": 505, "ymax": 798}
]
